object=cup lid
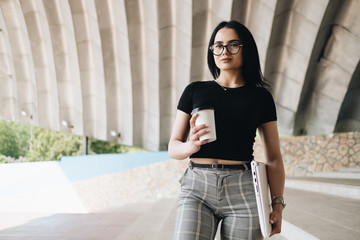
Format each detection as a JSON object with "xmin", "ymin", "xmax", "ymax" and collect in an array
[{"xmin": 191, "ymin": 106, "xmax": 214, "ymax": 115}]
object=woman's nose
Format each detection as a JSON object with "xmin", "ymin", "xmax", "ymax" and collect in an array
[{"xmin": 222, "ymin": 46, "xmax": 230, "ymax": 55}]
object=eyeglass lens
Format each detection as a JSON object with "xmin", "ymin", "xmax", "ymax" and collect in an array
[{"xmin": 211, "ymin": 43, "xmax": 241, "ymax": 55}]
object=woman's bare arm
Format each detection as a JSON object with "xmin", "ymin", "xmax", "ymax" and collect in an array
[
  {"xmin": 258, "ymin": 121, "xmax": 285, "ymax": 236},
  {"xmin": 168, "ymin": 110, "xmax": 209, "ymax": 160}
]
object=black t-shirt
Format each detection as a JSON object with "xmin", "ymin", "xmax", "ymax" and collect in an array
[{"xmin": 177, "ymin": 80, "xmax": 277, "ymax": 161}]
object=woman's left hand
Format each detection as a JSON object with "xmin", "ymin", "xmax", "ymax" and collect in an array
[{"xmin": 269, "ymin": 204, "xmax": 283, "ymax": 236}]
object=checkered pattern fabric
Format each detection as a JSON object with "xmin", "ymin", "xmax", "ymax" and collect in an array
[{"xmin": 174, "ymin": 165, "xmax": 262, "ymax": 240}]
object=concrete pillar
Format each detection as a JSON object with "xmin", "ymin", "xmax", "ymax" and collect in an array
[
  {"xmin": 296, "ymin": 0, "xmax": 360, "ymax": 135},
  {"xmin": 191, "ymin": 0, "xmax": 232, "ymax": 82},
  {"xmin": 293, "ymin": 0, "xmax": 342, "ymax": 136},
  {"xmin": 232, "ymin": 0, "xmax": 276, "ymax": 70},
  {"xmin": 69, "ymin": 0, "xmax": 107, "ymax": 140},
  {"xmin": 95, "ymin": 0, "xmax": 133, "ymax": 145},
  {"xmin": 125, "ymin": 0, "xmax": 145, "ymax": 148},
  {"xmin": 42, "ymin": 0, "xmax": 83, "ymax": 135},
  {"xmin": 0, "ymin": 0, "xmax": 359, "ymax": 151},
  {"xmin": 0, "ymin": 10, "xmax": 18, "ymax": 121},
  {"xmin": 142, "ymin": 0, "xmax": 160, "ymax": 151},
  {"xmin": 20, "ymin": 0, "xmax": 60, "ymax": 130},
  {"xmin": 265, "ymin": 0, "xmax": 328, "ymax": 135},
  {"xmin": 335, "ymin": 62, "xmax": 360, "ymax": 132},
  {"xmin": 125, "ymin": 0, "xmax": 160, "ymax": 151},
  {"xmin": 0, "ymin": 0, "xmax": 38, "ymax": 126},
  {"xmin": 158, "ymin": 0, "xmax": 192, "ymax": 150}
]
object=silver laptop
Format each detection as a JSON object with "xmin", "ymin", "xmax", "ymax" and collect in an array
[{"xmin": 251, "ymin": 161, "xmax": 272, "ymax": 238}]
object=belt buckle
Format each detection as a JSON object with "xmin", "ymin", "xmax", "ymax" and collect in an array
[
  {"xmin": 188, "ymin": 161, "xmax": 194, "ymax": 169},
  {"xmin": 212, "ymin": 164, "xmax": 224, "ymax": 169}
]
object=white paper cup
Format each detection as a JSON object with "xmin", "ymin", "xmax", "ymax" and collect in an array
[{"xmin": 191, "ymin": 107, "xmax": 216, "ymax": 143}]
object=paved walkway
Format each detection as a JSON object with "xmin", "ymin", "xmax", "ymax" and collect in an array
[
  {"xmin": 1, "ymin": 157, "xmax": 359, "ymax": 240},
  {"xmin": 1, "ymin": 182, "xmax": 359, "ymax": 240},
  {"xmin": 283, "ymin": 188, "xmax": 360, "ymax": 239},
  {"xmin": 0, "ymin": 199, "xmax": 177, "ymax": 240}
]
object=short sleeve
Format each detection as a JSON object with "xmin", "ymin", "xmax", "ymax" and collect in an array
[
  {"xmin": 259, "ymin": 89, "xmax": 277, "ymax": 124},
  {"xmin": 177, "ymin": 83, "xmax": 193, "ymax": 114}
]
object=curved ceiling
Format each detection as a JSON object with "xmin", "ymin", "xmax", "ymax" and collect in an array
[{"xmin": 0, "ymin": 0, "xmax": 359, "ymax": 151}]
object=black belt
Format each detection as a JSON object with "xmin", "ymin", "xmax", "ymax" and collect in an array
[{"xmin": 189, "ymin": 161, "xmax": 251, "ymax": 170}]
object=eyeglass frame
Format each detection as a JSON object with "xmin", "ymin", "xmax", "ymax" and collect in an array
[{"xmin": 209, "ymin": 42, "xmax": 243, "ymax": 56}]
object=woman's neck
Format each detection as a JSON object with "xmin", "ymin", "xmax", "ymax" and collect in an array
[{"xmin": 217, "ymin": 71, "xmax": 245, "ymax": 88}]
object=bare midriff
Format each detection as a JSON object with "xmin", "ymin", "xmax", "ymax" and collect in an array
[{"xmin": 190, "ymin": 158, "xmax": 248, "ymax": 165}]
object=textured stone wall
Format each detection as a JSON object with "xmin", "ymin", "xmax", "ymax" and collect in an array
[
  {"xmin": 72, "ymin": 159, "xmax": 188, "ymax": 211},
  {"xmin": 254, "ymin": 131, "xmax": 360, "ymax": 177}
]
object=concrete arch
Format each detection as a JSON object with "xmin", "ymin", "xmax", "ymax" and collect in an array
[
  {"xmin": 95, "ymin": 0, "xmax": 133, "ymax": 145},
  {"xmin": 0, "ymin": 10, "xmax": 18, "ymax": 121},
  {"xmin": 142, "ymin": 0, "xmax": 160, "ymax": 151},
  {"xmin": 231, "ymin": 0, "xmax": 277, "ymax": 70},
  {"xmin": 157, "ymin": 0, "xmax": 176, "ymax": 150},
  {"xmin": 295, "ymin": 0, "xmax": 360, "ymax": 135},
  {"xmin": 125, "ymin": 0, "xmax": 145, "ymax": 147},
  {"xmin": 125, "ymin": 0, "xmax": 160, "ymax": 150},
  {"xmin": 20, "ymin": 0, "xmax": 60, "ymax": 130},
  {"xmin": 335, "ymin": 61, "xmax": 360, "ymax": 132},
  {"xmin": 158, "ymin": 0, "xmax": 192, "ymax": 150},
  {"xmin": 1, "ymin": 0, "xmax": 360, "ymax": 150},
  {"xmin": 191, "ymin": 0, "xmax": 232, "ymax": 83},
  {"xmin": 0, "ymin": 0, "xmax": 38, "ymax": 126},
  {"xmin": 173, "ymin": 0, "xmax": 192, "ymax": 102},
  {"xmin": 265, "ymin": 0, "xmax": 329, "ymax": 135},
  {"xmin": 42, "ymin": 0, "xmax": 83, "ymax": 135},
  {"xmin": 69, "ymin": 0, "xmax": 107, "ymax": 140},
  {"xmin": 294, "ymin": 0, "xmax": 344, "ymax": 136}
]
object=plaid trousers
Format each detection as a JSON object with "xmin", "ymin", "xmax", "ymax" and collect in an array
[{"xmin": 173, "ymin": 164, "xmax": 262, "ymax": 240}]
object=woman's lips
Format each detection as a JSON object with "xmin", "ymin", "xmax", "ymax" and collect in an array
[{"xmin": 220, "ymin": 58, "xmax": 231, "ymax": 62}]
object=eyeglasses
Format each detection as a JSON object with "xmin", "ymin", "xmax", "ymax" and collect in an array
[{"xmin": 209, "ymin": 42, "xmax": 243, "ymax": 56}]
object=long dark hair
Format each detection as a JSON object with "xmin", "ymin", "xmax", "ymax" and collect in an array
[{"xmin": 207, "ymin": 20, "xmax": 268, "ymax": 88}]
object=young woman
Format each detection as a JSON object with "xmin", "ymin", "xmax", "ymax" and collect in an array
[{"xmin": 169, "ymin": 20, "xmax": 285, "ymax": 240}]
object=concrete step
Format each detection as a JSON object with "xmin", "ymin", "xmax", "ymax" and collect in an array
[
  {"xmin": 313, "ymin": 171, "xmax": 360, "ymax": 179},
  {"xmin": 339, "ymin": 167, "xmax": 360, "ymax": 173},
  {"xmin": 313, "ymin": 167, "xmax": 360, "ymax": 179},
  {"xmin": 285, "ymin": 177, "xmax": 360, "ymax": 200}
]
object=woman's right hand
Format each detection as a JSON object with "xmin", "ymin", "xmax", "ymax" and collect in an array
[
  {"xmin": 168, "ymin": 110, "xmax": 210, "ymax": 160},
  {"xmin": 186, "ymin": 113, "xmax": 210, "ymax": 154}
]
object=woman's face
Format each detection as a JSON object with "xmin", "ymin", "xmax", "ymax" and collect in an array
[{"xmin": 212, "ymin": 27, "xmax": 243, "ymax": 72}]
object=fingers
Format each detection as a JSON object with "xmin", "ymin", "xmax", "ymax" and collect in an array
[
  {"xmin": 191, "ymin": 138, "xmax": 210, "ymax": 148},
  {"xmin": 189, "ymin": 113, "xmax": 210, "ymax": 143},
  {"xmin": 270, "ymin": 222, "xmax": 281, "ymax": 236},
  {"xmin": 186, "ymin": 118, "xmax": 210, "ymax": 155},
  {"xmin": 269, "ymin": 211, "xmax": 282, "ymax": 236},
  {"xmin": 189, "ymin": 113, "xmax": 198, "ymax": 128},
  {"xmin": 269, "ymin": 216, "xmax": 277, "ymax": 225},
  {"xmin": 190, "ymin": 127, "xmax": 210, "ymax": 142}
]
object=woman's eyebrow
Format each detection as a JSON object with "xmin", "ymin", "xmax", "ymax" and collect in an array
[{"xmin": 214, "ymin": 39, "xmax": 240, "ymax": 44}]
